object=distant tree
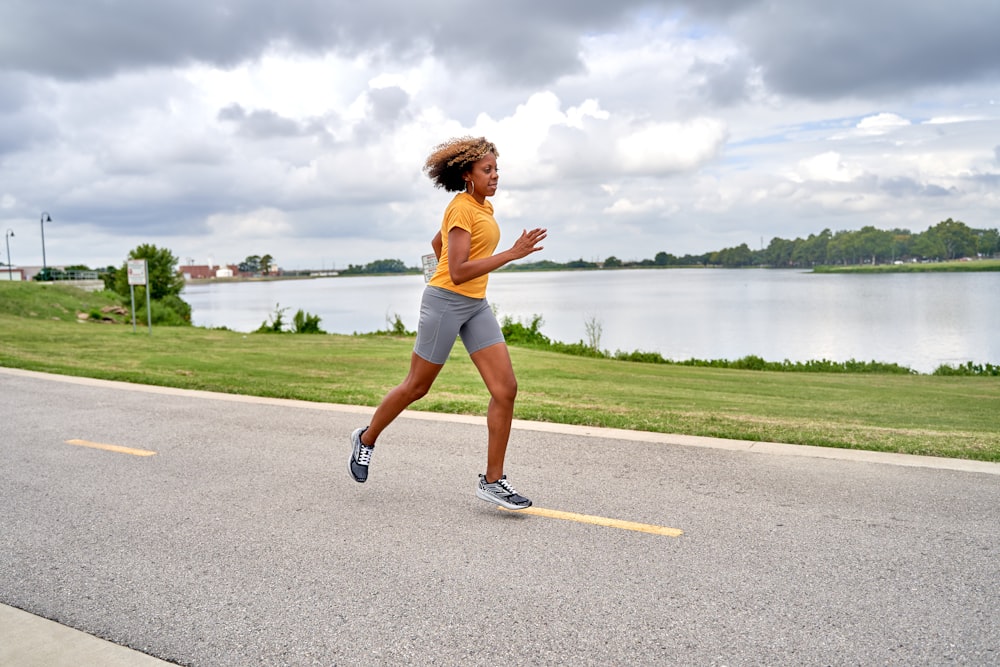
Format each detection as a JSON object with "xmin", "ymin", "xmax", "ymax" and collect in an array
[
  {"xmin": 911, "ymin": 230, "xmax": 945, "ymax": 260},
  {"xmin": 765, "ymin": 237, "xmax": 795, "ymax": 267},
  {"xmin": 677, "ymin": 253, "xmax": 710, "ymax": 266},
  {"xmin": 855, "ymin": 225, "xmax": 893, "ymax": 264},
  {"xmin": 366, "ymin": 258, "xmax": 408, "ymax": 273},
  {"xmin": 976, "ymin": 228, "xmax": 1000, "ymax": 257},
  {"xmin": 931, "ymin": 218, "xmax": 976, "ymax": 259},
  {"xmin": 654, "ymin": 251, "xmax": 671, "ymax": 266},
  {"xmin": 911, "ymin": 219, "xmax": 976, "ymax": 260},
  {"xmin": 791, "ymin": 229, "xmax": 831, "ymax": 267},
  {"xmin": 260, "ymin": 254, "xmax": 274, "ymax": 274},
  {"xmin": 239, "ymin": 255, "xmax": 262, "ymax": 273},
  {"xmin": 33, "ymin": 267, "xmax": 67, "ymax": 281},
  {"xmin": 713, "ymin": 243, "xmax": 753, "ymax": 267},
  {"xmin": 603, "ymin": 256, "xmax": 623, "ymax": 267},
  {"xmin": 890, "ymin": 232, "xmax": 912, "ymax": 262}
]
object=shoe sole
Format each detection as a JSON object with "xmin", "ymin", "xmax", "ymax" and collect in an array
[{"xmin": 476, "ymin": 488, "xmax": 531, "ymax": 510}]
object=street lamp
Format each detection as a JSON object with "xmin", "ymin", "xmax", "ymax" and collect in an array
[
  {"xmin": 40, "ymin": 212, "xmax": 52, "ymax": 278},
  {"xmin": 4, "ymin": 229, "xmax": 13, "ymax": 281}
]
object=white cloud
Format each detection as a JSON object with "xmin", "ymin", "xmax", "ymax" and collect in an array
[
  {"xmin": 788, "ymin": 151, "xmax": 864, "ymax": 184},
  {"xmin": 923, "ymin": 115, "xmax": 988, "ymax": 125},
  {"xmin": 857, "ymin": 112, "xmax": 911, "ymax": 132},
  {"xmin": 615, "ymin": 118, "xmax": 728, "ymax": 174},
  {"xmin": 604, "ymin": 197, "xmax": 675, "ymax": 216}
]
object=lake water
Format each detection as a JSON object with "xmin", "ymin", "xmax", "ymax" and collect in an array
[{"xmin": 182, "ymin": 269, "xmax": 1000, "ymax": 374}]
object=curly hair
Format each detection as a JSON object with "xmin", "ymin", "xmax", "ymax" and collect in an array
[{"xmin": 423, "ymin": 136, "xmax": 499, "ymax": 192}]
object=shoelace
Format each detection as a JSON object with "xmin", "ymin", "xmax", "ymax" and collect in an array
[
  {"xmin": 495, "ymin": 477, "xmax": 518, "ymax": 495},
  {"xmin": 357, "ymin": 444, "xmax": 373, "ymax": 466}
]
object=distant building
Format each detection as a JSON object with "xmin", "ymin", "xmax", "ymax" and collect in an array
[
  {"xmin": 180, "ymin": 264, "xmax": 241, "ymax": 280},
  {"xmin": 16, "ymin": 266, "xmax": 64, "ymax": 281}
]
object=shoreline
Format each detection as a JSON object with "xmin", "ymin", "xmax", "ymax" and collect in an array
[{"xmin": 179, "ymin": 258, "xmax": 1000, "ymax": 285}]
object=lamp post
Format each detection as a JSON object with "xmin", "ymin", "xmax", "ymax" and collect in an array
[
  {"xmin": 40, "ymin": 212, "xmax": 51, "ymax": 278},
  {"xmin": 4, "ymin": 229, "xmax": 13, "ymax": 281}
]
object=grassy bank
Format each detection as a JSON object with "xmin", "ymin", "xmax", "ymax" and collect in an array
[
  {"xmin": 2, "ymin": 282, "xmax": 998, "ymax": 462},
  {"xmin": 813, "ymin": 258, "xmax": 1000, "ymax": 273}
]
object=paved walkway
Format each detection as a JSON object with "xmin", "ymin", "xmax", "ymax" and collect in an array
[{"xmin": 2, "ymin": 367, "xmax": 997, "ymax": 665}]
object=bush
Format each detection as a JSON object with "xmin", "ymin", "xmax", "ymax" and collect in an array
[
  {"xmin": 256, "ymin": 303, "xmax": 288, "ymax": 333},
  {"xmin": 494, "ymin": 314, "xmax": 922, "ymax": 374},
  {"xmin": 933, "ymin": 362, "xmax": 1000, "ymax": 377},
  {"xmin": 674, "ymin": 356, "xmax": 914, "ymax": 374},
  {"xmin": 500, "ymin": 314, "xmax": 550, "ymax": 346},
  {"xmin": 254, "ymin": 304, "xmax": 326, "ymax": 334},
  {"xmin": 293, "ymin": 309, "xmax": 325, "ymax": 334},
  {"xmin": 613, "ymin": 349, "xmax": 667, "ymax": 364},
  {"xmin": 136, "ymin": 296, "xmax": 193, "ymax": 326}
]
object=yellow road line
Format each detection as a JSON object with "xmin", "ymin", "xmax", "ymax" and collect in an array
[
  {"xmin": 65, "ymin": 439, "xmax": 157, "ymax": 457},
  {"xmin": 500, "ymin": 506, "xmax": 683, "ymax": 537}
]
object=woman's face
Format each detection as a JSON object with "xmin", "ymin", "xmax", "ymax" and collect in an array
[{"xmin": 464, "ymin": 152, "xmax": 498, "ymax": 200}]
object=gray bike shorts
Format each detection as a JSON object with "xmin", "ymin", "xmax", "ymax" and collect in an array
[{"xmin": 413, "ymin": 286, "xmax": 505, "ymax": 364}]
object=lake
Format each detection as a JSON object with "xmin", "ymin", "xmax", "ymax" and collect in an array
[{"xmin": 182, "ymin": 269, "xmax": 1000, "ymax": 374}]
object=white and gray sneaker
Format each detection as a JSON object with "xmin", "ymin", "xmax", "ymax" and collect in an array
[
  {"xmin": 476, "ymin": 474, "xmax": 532, "ymax": 510},
  {"xmin": 349, "ymin": 427, "xmax": 374, "ymax": 483}
]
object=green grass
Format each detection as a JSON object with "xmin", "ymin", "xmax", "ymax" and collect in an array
[
  {"xmin": 814, "ymin": 258, "xmax": 1000, "ymax": 273},
  {"xmin": 2, "ymin": 282, "xmax": 998, "ymax": 462}
]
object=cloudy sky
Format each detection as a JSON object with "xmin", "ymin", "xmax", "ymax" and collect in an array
[{"xmin": 2, "ymin": 0, "xmax": 998, "ymax": 271}]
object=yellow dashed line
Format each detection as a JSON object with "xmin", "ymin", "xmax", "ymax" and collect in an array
[
  {"xmin": 501, "ymin": 506, "xmax": 683, "ymax": 537},
  {"xmin": 65, "ymin": 439, "xmax": 157, "ymax": 457}
]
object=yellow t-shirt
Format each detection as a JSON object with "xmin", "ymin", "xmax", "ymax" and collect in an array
[{"xmin": 428, "ymin": 193, "xmax": 500, "ymax": 299}]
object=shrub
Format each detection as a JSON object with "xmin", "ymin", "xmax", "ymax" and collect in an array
[
  {"xmin": 933, "ymin": 362, "xmax": 1000, "ymax": 377},
  {"xmin": 136, "ymin": 297, "xmax": 193, "ymax": 326},
  {"xmin": 500, "ymin": 314, "xmax": 551, "ymax": 346},
  {"xmin": 256, "ymin": 303, "xmax": 288, "ymax": 333},
  {"xmin": 293, "ymin": 309, "xmax": 325, "ymax": 334}
]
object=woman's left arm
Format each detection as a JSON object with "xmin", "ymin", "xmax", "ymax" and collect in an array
[{"xmin": 446, "ymin": 226, "xmax": 547, "ymax": 285}]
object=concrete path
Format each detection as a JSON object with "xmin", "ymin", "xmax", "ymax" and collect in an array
[{"xmin": 1, "ymin": 367, "xmax": 998, "ymax": 665}]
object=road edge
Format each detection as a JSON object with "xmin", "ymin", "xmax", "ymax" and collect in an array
[{"xmin": 4, "ymin": 366, "xmax": 997, "ymax": 476}]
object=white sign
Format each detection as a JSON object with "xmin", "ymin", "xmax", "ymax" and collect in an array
[
  {"xmin": 127, "ymin": 259, "xmax": 148, "ymax": 286},
  {"xmin": 421, "ymin": 253, "xmax": 438, "ymax": 283}
]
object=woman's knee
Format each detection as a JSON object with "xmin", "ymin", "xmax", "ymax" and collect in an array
[
  {"xmin": 490, "ymin": 376, "xmax": 517, "ymax": 404},
  {"xmin": 398, "ymin": 354, "xmax": 443, "ymax": 402},
  {"xmin": 400, "ymin": 376, "xmax": 433, "ymax": 402}
]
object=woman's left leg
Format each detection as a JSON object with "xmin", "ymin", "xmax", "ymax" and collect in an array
[{"xmin": 469, "ymin": 341, "xmax": 518, "ymax": 482}]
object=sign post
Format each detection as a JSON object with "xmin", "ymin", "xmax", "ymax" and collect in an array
[{"xmin": 127, "ymin": 259, "xmax": 151, "ymax": 334}]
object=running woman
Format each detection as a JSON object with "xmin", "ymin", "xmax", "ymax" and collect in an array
[{"xmin": 349, "ymin": 136, "xmax": 547, "ymax": 509}]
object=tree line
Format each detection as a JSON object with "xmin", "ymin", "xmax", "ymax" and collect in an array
[
  {"xmin": 669, "ymin": 218, "xmax": 996, "ymax": 269},
  {"xmin": 339, "ymin": 258, "xmax": 416, "ymax": 275},
  {"xmin": 506, "ymin": 218, "xmax": 999, "ymax": 270}
]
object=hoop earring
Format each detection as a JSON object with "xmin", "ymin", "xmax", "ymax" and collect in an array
[{"xmin": 466, "ymin": 180, "xmax": 474, "ymax": 195}]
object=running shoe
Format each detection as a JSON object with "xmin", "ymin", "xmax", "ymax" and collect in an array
[
  {"xmin": 476, "ymin": 474, "xmax": 532, "ymax": 510},
  {"xmin": 349, "ymin": 427, "xmax": 374, "ymax": 483}
]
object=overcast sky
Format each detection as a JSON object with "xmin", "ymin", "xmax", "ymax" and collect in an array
[{"xmin": 2, "ymin": 0, "xmax": 998, "ymax": 270}]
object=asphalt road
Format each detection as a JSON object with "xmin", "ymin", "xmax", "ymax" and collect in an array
[{"xmin": 1, "ymin": 367, "xmax": 998, "ymax": 666}]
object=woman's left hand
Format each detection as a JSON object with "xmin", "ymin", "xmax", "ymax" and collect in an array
[{"xmin": 510, "ymin": 228, "xmax": 547, "ymax": 259}]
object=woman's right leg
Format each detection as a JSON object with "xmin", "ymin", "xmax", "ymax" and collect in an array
[{"xmin": 361, "ymin": 352, "xmax": 444, "ymax": 446}]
